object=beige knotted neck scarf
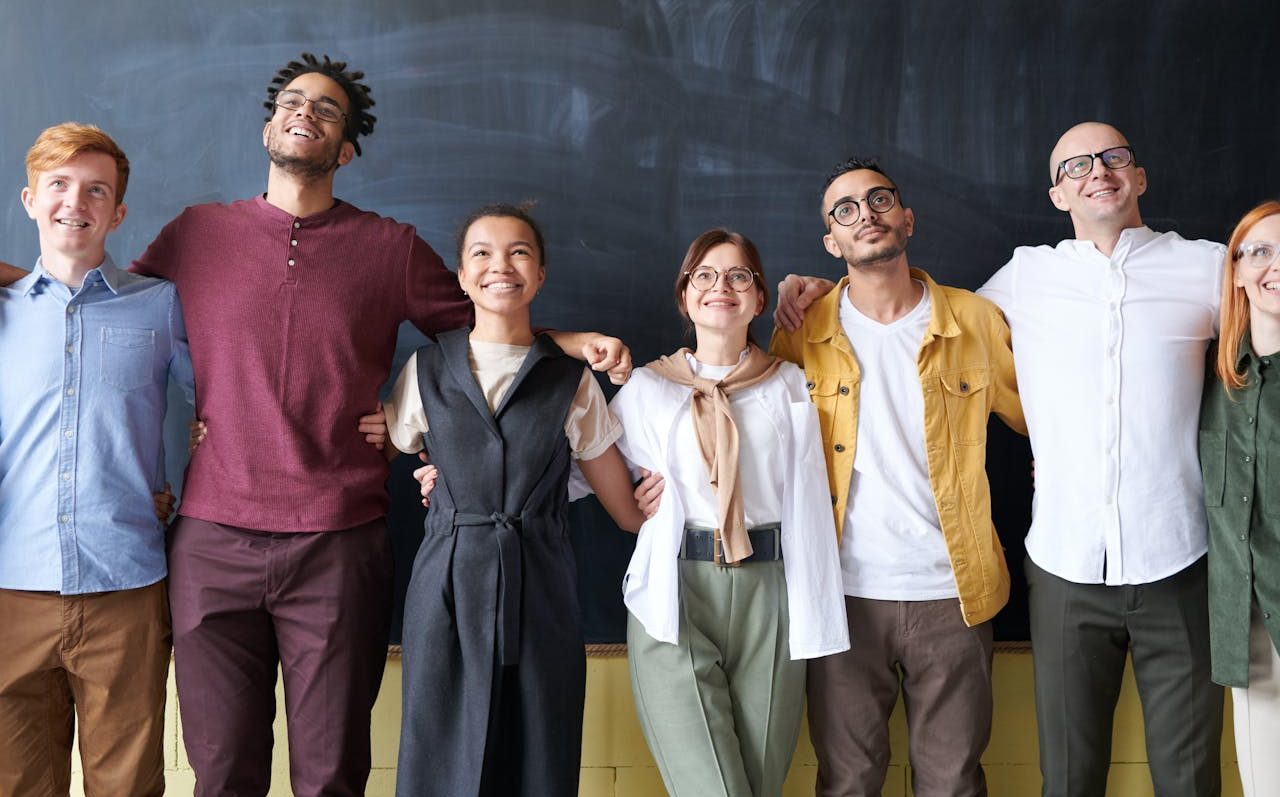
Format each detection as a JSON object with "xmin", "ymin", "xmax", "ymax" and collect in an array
[{"xmin": 647, "ymin": 344, "xmax": 784, "ymax": 564}]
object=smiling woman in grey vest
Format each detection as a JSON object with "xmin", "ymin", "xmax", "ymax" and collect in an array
[{"xmin": 381, "ymin": 203, "xmax": 645, "ymax": 797}]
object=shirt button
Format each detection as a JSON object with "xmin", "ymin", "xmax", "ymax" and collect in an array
[
  {"xmin": 1245, "ymin": 456, "xmax": 1253, "ymax": 463},
  {"xmin": 59, "ymin": 514, "xmax": 70, "ymax": 524},
  {"xmin": 64, "ymin": 430, "xmax": 73, "ymax": 439},
  {"xmin": 287, "ymin": 259, "xmax": 296, "ymax": 266},
  {"xmin": 1241, "ymin": 534, "xmax": 1248, "ymax": 541},
  {"xmin": 293, "ymin": 221, "xmax": 301, "ymax": 229},
  {"xmin": 66, "ymin": 345, "xmax": 74, "ymax": 353},
  {"xmin": 1266, "ymin": 612, "xmax": 1273, "ymax": 620},
  {"xmin": 61, "ymin": 471, "xmax": 71, "ymax": 481},
  {"xmin": 1243, "ymin": 496, "xmax": 1250, "ymax": 503},
  {"xmin": 65, "ymin": 387, "xmax": 74, "ymax": 396},
  {"xmin": 1248, "ymin": 417, "xmax": 1255, "ymax": 424},
  {"xmin": 66, "ymin": 305, "xmax": 75, "ymax": 314},
  {"xmin": 834, "ymin": 444, "xmax": 846, "ymax": 453},
  {"xmin": 290, "ymin": 239, "xmax": 298, "ymax": 246},
  {"xmin": 839, "ymin": 386, "xmax": 850, "ymax": 395},
  {"xmin": 805, "ymin": 381, "xmax": 815, "ymax": 390}
]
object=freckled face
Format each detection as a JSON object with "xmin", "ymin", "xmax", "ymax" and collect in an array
[{"xmin": 22, "ymin": 151, "xmax": 126, "ymax": 261}]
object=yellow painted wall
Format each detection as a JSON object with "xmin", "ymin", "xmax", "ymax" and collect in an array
[{"xmin": 68, "ymin": 651, "xmax": 1242, "ymax": 796}]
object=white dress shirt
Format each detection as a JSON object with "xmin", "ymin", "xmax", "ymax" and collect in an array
[
  {"xmin": 603, "ymin": 358, "xmax": 850, "ymax": 660},
  {"xmin": 979, "ymin": 226, "xmax": 1223, "ymax": 585}
]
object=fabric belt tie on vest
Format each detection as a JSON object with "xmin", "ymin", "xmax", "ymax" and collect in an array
[{"xmin": 455, "ymin": 511, "xmax": 524, "ymax": 667}]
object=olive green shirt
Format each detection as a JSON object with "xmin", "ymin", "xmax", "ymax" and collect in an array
[{"xmin": 1200, "ymin": 334, "xmax": 1280, "ymax": 687}]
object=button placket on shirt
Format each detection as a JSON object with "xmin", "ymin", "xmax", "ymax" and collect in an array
[
  {"xmin": 1100, "ymin": 242, "xmax": 1129, "ymax": 579},
  {"xmin": 57, "ymin": 284, "xmax": 84, "ymax": 592},
  {"xmin": 285, "ymin": 219, "xmax": 301, "ymax": 282}
]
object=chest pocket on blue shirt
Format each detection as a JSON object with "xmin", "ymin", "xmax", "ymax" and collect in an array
[{"xmin": 101, "ymin": 327, "xmax": 155, "ymax": 392}]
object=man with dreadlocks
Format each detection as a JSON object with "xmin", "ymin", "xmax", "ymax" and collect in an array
[{"xmin": 124, "ymin": 53, "xmax": 631, "ymax": 796}]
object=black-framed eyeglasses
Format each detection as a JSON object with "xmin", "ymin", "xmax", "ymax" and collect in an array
[
  {"xmin": 1235, "ymin": 241, "xmax": 1280, "ymax": 271},
  {"xmin": 827, "ymin": 187, "xmax": 897, "ymax": 227},
  {"xmin": 272, "ymin": 89, "xmax": 348, "ymax": 124},
  {"xmin": 684, "ymin": 266, "xmax": 758, "ymax": 292},
  {"xmin": 1053, "ymin": 146, "xmax": 1135, "ymax": 185}
]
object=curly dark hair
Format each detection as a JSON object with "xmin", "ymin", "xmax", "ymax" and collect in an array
[{"xmin": 263, "ymin": 52, "xmax": 376, "ymax": 156}]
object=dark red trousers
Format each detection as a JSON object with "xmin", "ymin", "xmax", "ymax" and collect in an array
[{"xmin": 168, "ymin": 516, "xmax": 392, "ymax": 797}]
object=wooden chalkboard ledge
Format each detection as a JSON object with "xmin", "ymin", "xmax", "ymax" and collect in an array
[{"xmin": 383, "ymin": 642, "xmax": 1030, "ymax": 660}]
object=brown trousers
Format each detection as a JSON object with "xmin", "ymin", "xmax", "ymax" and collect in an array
[
  {"xmin": 0, "ymin": 581, "xmax": 170, "ymax": 797},
  {"xmin": 807, "ymin": 596, "xmax": 994, "ymax": 797}
]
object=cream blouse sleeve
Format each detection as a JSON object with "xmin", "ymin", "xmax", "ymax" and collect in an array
[
  {"xmin": 383, "ymin": 352, "xmax": 429, "ymax": 455},
  {"xmin": 566, "ymin": 368, "xmax": 622, "ymax": 460}
]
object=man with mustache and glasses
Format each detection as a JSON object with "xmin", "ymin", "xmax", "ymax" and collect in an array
[{"xmin": 770, "ymin": 157, "xmax": 1024, "ymax": 797}]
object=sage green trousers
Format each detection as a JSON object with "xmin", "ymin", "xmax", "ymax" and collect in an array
[{"xmin": 627, "ymin": 559, "xmax": 805, "ymax": 797}]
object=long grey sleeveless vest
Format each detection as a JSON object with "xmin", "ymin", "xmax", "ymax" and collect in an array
[{"xmin": 396, "ymin": 328, "xmax": 586, "ymax": 797}]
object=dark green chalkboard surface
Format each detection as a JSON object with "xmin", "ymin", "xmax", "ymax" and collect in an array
[{"xmin": 3, "ymin": 0, "xmax": 1275, "ymax": 644}]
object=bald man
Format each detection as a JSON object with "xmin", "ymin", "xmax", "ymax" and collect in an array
[{"xmin": 977, "ymin": 122, "xmax": 1224, "ymax": 797}]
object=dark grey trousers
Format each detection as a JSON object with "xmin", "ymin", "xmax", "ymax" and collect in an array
[{"xmin": 1026, "ymin": 555, "xmax": 1223, "ymax": 797}]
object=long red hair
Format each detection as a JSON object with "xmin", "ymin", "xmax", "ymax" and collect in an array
[{"xmin": 1217, "ymin": 200, "xmax": 1280, "ymax": 392}]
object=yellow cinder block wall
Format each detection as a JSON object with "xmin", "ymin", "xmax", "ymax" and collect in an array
[{"xmin": 68, "ymin": 650, "xmax": 1242, "ymax": 796}]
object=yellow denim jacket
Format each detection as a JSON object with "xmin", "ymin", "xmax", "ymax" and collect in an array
[{"xmin": 769, "ymin": 269, "xmax": 1025, "ymax": 626}]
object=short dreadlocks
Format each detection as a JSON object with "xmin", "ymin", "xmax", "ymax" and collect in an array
[{"xmin": 264, "ymin": 52, "xmax": 377, "ymax": 156}]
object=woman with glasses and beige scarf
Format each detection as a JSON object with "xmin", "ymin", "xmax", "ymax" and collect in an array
[{"xmin": 603, "ymin": 228, "xmax": 849, "ymax": 796}]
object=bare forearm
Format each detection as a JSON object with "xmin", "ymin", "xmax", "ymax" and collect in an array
[{"xmin": 579, "ymin": 445, "xmax": 646, "ymax": 532}]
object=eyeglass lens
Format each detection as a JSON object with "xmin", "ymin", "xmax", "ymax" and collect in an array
[{"xmin": 829, "ymin": 187, "xmax": 896, "ymax": 227}]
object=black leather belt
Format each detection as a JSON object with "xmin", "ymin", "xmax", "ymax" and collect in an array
[{"xmin": 679, "ymin": 523, "xmax": 783, "ymax": 565}]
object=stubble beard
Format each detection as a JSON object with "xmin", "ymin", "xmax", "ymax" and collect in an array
[
  {"xmin": 267, "ymin": 129, "xmax": 342, "ymax": 182},
  {"xmin": 843, "ymin": 229, "xmax": 908, "ymax": 271}
]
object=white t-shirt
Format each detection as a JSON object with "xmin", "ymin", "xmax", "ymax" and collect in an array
[{"xmin": 839, "ymin": 283, "xmax": 957, "ymax": 600}]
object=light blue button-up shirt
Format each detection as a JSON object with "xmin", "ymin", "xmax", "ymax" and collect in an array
[{"xmin": 0, "ymin": 256, "xmax": 194, "ymax": 593}]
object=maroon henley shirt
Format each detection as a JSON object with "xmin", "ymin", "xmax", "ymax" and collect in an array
[{"xmin": 135, "ymin": 195, "xmax": 472, "ymax": 531}]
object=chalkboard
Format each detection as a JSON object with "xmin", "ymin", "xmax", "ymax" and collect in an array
[{"xmin": 3, "ymin": 0, "xmax": 1276, "ymax": 644}]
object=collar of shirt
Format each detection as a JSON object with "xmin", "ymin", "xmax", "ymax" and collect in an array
[
  {"xmin": 23, "ymin": 254, "xmax": 124, "ymax": 297},
  {"xmin": 1058, "ymin": 225, "xmax": 1161, "ymax": 260},
  {"xmin": 805, "ymin": 267, "xmax": 960, "ymax": 347}
]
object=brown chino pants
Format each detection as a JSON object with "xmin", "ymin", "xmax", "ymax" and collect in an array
[
  {"xmin": 0, "ymin": 581, "xmax": 170, "ymax": 797},
  {"xmin": 807, "ymin": 596, "xmax": 994, "ymax": 797},
  {"xmin": 168, "ymin": 516, "xmax": 392, "ymax": 797}
]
